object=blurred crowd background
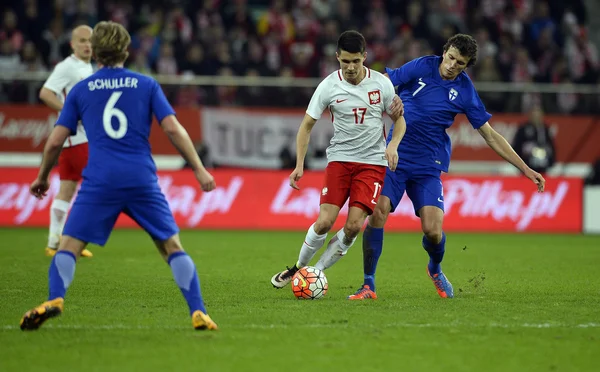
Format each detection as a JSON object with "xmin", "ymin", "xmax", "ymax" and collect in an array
[{"xmin": 0, "ymin": 0, "xmax": 598, "ymax": 112}]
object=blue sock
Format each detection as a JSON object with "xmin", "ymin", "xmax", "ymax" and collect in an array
[
  {"xmin": 48, "ymin": 251, "xmax": 76, "ymax": 300},
  {"xmin": 168, "ymin": 251, "xmax": 206, "ymax": 315},
  {"xmin": 422, "ymin": 232, "xmax": 446, "ymax": 275},
  {"xmin": 362, "ymin": 225, "xmax": 384, "ymax": 292}
]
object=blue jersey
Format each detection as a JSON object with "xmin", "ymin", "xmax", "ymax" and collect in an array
[
  {"xmin": 385, "ymin": 56, "xmax": 491, "ymax": 172},
  {"xmin": 56, "ymin": 67, "xmax": 175, "ymax": 189}
]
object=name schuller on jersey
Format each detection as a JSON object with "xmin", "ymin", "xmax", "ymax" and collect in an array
[{"xmin": 88, "ymin": 77, "xmax": 139, "ymax": 91}]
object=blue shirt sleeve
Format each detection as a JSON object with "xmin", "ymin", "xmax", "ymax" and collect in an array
[
  {"xmin": 151, "ymin": 79, "xmax": 176, "ymax": 123},
  {"xmin": 55, "ymin": 89, "xmax": 80, "ymax": 135},
  {"xmin": 463, "ymin": 82, "xmax": 492, "ymax": 129},
  {"xmin": 385, "ymin": 57, "xmax": 429, "ymax": 88}
]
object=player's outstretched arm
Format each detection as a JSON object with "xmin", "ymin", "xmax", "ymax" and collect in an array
[
  {"xmin": 30, "ymin": 126, "xmax": 71, "ymax": 199},
  {"xmin": 289, "ymin": 114, "xmax": 317, "ymax": 190},
  {"xmin": 161, "ymin": 115, "xmax": 216, "ymax": 192},
  {"xmin": 477, "ymin": 123, "xmax": 545, "ymax": 192}
]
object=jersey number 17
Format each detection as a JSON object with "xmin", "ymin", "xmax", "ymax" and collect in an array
[{"xmin": 352, "ymin": 108, "xmax": 367, "ymax": 124}]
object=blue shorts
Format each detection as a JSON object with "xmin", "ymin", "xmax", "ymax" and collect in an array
[
  {"xmin": 382, "ymin": 166, "xmax": 444, "ymax": 216},
  {"xmin": 63, "ymin": 184, "xmax": 179, "ymax": 246}
]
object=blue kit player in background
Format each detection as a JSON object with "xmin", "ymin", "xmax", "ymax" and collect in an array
[
  {"xmin": 348, "ymin": 34, "xmax": 546, "ymax": 300},
  {"xmin": 20, "ymin": 21, "xmax": 218, "ymax": 331}
]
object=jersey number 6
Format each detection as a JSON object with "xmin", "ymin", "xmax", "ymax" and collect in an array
[
  {"xmin": 103, "ymin": 91, "xmax": 128, "ymax": 139},
  {"xmin": 352, "ymin": 107, "xmax": 367, "ymax": 124}
]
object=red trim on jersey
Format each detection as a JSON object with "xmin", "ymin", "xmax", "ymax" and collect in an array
[
  {"xmin": 330, "ymin": 106, "xmax": 334, "ymax": 122},
  {"xmin": 367, "ymin": 68, "xmax": 371, "ymax": 78},
  {"xmin": 337, "ymin": 70, "xmax": 342, "ymax": 81}
]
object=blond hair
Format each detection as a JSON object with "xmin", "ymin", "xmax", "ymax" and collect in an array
[{"xmin": 91, "ymin": 21, "xmax": 131, "ymax": 66}]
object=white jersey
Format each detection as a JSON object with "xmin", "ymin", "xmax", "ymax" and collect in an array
[
  {"xmin": 306, "ymin": 67, "xmax": 396, "ymax": 166},
  {"xmin": 43, "ymin": 54, "xmax": 93, "ymax": 147}
]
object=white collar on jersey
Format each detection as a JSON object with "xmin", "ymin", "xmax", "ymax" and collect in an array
[{"xmin": 340, "ymin": 66, "xmax": 370, "ymax": 86}]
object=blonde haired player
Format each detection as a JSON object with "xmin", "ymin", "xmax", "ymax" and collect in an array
[
  {"xmin": 39, "ymin": 24, "xmax": 94, "ymax": 258},
  {"xmin": 21, "ymin": 21, "xmax": 217, "ymax": 331},
  {"xmin": 271, "ymin": 30, "xmax": 406, "ymax": 288}
]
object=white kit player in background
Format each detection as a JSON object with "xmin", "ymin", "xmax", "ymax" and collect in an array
[{"xmin": 39, "ymin": 25, "xmax": 95, "ymax": 258}]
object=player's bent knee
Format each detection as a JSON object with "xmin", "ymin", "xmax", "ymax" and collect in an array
[
  {"xmin": 370, "ymin": 203, "xmax": 390, "ymax": 228},
  {"xmin": 421, "ymin": 222, "xmax": 443, "ymax": 243},
  {"xmin": 57, "ymin": 181, "xmax": 78, "ymax": 201},
  {"xmin": 156, "ymin": 234, "xmax": 184, "ymax": 258},
  {"xmin": 314, "ymin": 218, "xmax": 334, "ymax": 235},
  {"xmin": 58, "ymin": 235, "xmax": 87, "ymax": 257},
  {"xmin": 344, "ymin": 220, "xmax": 363, "ymax": 238}
]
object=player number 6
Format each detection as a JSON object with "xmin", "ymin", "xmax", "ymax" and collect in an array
[{"xmin": 103, "ymin": 91, "xmax": 128, "ymax": 139}]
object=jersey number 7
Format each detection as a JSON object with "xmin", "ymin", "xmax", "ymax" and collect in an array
[
  {"xmin": 352, "ymin": 108, "xmax": 367, "ymax": 124},
  {"xmin": 413, "ymin": 78, "xmax": 426, "ymax": 96}
]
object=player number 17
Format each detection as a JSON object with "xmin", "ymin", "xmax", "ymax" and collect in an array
[
  {"xmin": 103, "ymin": 91, "xmax": 128, "ymax": 139},
  {"xmin": 352, "ymin": 108, "xmax": 367, "ymax": 124}
]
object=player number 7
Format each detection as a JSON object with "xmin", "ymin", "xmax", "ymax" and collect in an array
[
  {"xmin": 413, "ymin": 78, "xmax": 426, "ymax": 96},
  {"xmin": 352, "ymin": 108, "xmax": 367, "ymax": 124}
]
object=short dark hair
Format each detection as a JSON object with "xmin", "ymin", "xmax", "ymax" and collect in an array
[
  {"xmin": 443, "ymin": 34, "xmax": 478, "ymax": 67},
  {"xmin": 337, "ymin": 30, "xmax": 366, "ymax": 54}
]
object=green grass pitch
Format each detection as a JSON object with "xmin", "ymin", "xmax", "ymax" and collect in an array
[{"xmin": 1, "ymin": 228, "xmax": 599, "ymax": 371}]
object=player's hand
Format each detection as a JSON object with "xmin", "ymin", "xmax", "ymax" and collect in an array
[
  {"xmin": 389, "ymin": 95, "xmax": 404, "ymax": 119},
  {"xmin": 524, "ymin": 168, "xmax": 545, "ymax": 192},
  {"xmin": 195, "ymin": 169, "xmax": 216, "ymax": 192},
  {"xmin": 289, "ymin": 167, "xmax": 303, "ymax": 190},
  {"xmin": 30, "ymin": 177, "xmax": 50, "ymax": 200},
  {"xmin": 385, "ymin": 147, "xmax": 399, "ymax": 171}
]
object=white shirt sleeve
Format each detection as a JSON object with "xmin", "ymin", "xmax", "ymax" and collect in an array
[
  {"xmin": 43, "ymin": 62, "xmax": 71, "ymax": 94},
  {"xmin": 306, "ymin": 78, "xmax": 331, "ymax": 120},
  {"xmin": 382, "ymin": 77, "xmax": 397, "ymax": 116}
]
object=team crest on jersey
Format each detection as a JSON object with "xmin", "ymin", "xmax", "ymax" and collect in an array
[
  {"xmin": 368, "ymin": 90, "xmax": 381, "ymax": 104},
  {"xmin": 449, "ymin": 88, "xmax": 459, "ymax": 101}
]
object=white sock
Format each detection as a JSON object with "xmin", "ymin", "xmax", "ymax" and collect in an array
[
  {"xmin": 48, "ymin": 199, "xmax": 70, "ymax": 249},
  {"xmin": 315, "ymin": 228, "xmax": 357, "ymax": 270},
  {"xmin": 296, "ymin": 223, "xmax": 328, "ymax": 268}
]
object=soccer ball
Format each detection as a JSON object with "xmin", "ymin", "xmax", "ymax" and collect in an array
[{"xmin": 291, "ymin": 266, "xmax": 328, "ymax": 300}]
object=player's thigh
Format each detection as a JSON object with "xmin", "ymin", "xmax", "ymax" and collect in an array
[
  {"xmin": 58, "ymin": 143, "xmax": 88, "ymax": 182},
  {"xmin": 124, "ymin": 188, "xmax": 180, "ymax": 243},
  {"xmin": 406, "ymin": 175, "xmax": 445, "ymax": 217},
  {"xmin": 380, "ymin": 167, "xmax": 408, "ymax": 213},
  {"xmin": 63, "ymin": 191, "xmax": 123, "ymax": 247},
  {"xmin": 320, "ymin": 161, "xmax": 352, "ymax": 209},
  {"xmin": 348, "ymin": 164, "xmax": 386, "ymax": 215}
]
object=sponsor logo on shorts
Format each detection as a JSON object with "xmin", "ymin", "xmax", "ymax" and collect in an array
[{"xmin": 322, "ymin": 187, "xmax": 328, "ymax": 196}]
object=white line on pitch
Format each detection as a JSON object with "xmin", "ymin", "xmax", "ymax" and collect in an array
[{"xmin": 2, "ymin": 322, "xmax": 599, "ymax": 331}]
